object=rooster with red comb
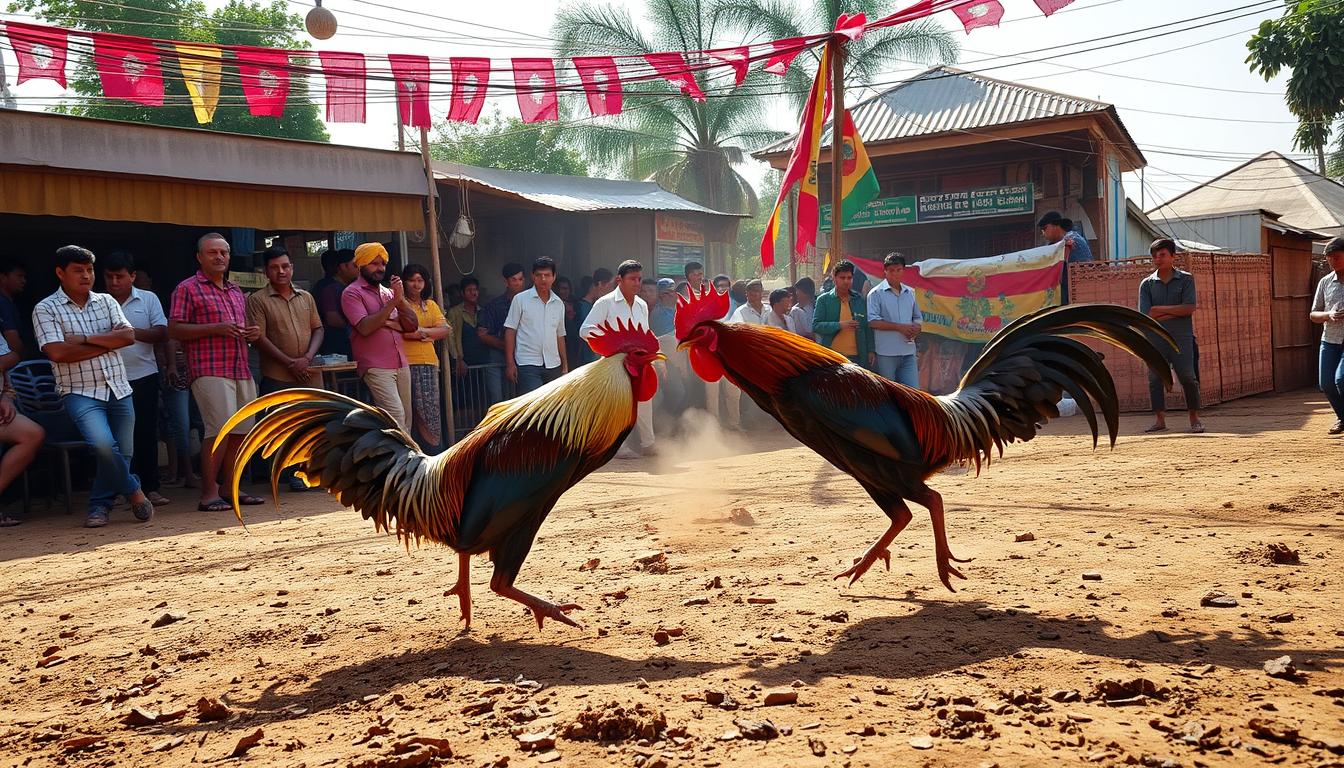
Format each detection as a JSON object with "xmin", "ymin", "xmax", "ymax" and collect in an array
[
  {"xmin": 218, "ymin": 319, "xmax": 663, "ymax": 630},
  {"xmin": 675, "ymin": 284, "xmax": 1177, "ymax": 591}
]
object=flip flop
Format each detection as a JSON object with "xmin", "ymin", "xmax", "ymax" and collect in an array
[
  {"xmin": 239, "ymin": 494, "xmax": 266, "ymax": 506},
  {"xmin": 1143, "ymin": 424, "xmax": 1167, "ymax": 433},
  {"xmin": 197, "ymin": 498, "xmax": 233, "ymax": 512}
]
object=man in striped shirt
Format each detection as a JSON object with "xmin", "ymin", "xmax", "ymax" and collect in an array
[{"xmin": 33, "ymin": 246, "xmax": 154, "ymax": 528}]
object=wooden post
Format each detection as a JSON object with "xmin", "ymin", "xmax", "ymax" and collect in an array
[
  {"xmin": 829, "ymin": 43, "xmax": 846, "ymax": 268},
  {"xmin": 420, "ymin": 124, "xmax": 455, "ymax": 445},
  {"xmin": 787, "ymin": 190, "xmax": 797, "ymax": 284}
]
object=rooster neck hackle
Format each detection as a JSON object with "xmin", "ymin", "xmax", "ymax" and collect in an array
[{"xmin": 715, "ymin": 322, "xmax": 851, "ymax": 394}]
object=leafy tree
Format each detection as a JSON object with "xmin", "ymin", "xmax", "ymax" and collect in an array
[
  {"xmin": 733, "ymin": 169, "xmax": 786, "ymax": 278},
  {"xmin": 715, "ymin": 0, "xmax": 959, "ymax": 111},
  {"xmin": 552, "ymin": 0, "xmax": 786, "ymax": 216},
  {"xmin": 429, "ymin": 109, "xmax": 589, "ymax": 176},
  {"xmin": 1246, "ymin": 0, "xmax": 1344, "ymax": 173},
  {"xmin": 13, "ymin": 0, "xmax": 328, "ymax": 141}
]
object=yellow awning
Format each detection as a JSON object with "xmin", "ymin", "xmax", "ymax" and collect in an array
[{"xmin": 0, "ymin": 168, "xmax": 424, "ymax": 232}]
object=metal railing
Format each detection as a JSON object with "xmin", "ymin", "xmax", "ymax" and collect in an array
[{"xmin": 450, "ymin": 363, "xmax": 514, "ymax": 442}]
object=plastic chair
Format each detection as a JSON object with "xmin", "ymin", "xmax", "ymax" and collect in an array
[{"xmin": 9, "ymin": 360, "xmax": 89, "ymax": 515}]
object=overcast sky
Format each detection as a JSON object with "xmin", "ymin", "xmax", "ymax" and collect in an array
[{"xmin": 1, "ymin": 0, "xmax": 1311, "ymax": 207}]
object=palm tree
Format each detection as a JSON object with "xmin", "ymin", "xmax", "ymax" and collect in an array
[
  {"xmin": 714, "ymin": 0, "xmax": 960, "ymax": 111},
  {"xmin": 553, "ymin": 0, "xmax": 787, "ymax": 215}
]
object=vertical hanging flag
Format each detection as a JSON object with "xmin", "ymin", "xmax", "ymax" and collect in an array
[
  {"xmin": 234, "ymin": 47, "xmax": 290, "ymax": 118},
  {"xmin": 838, "ymin": 110, "xmax": 879, "ymax": 220},
  {"xmin": 573, "ymin": 56, "xmax": 622, "ymax": 116},
  {"xmin": 759, "ymin": 42, "xmax": 831, "ymax": 268},
  {"xmin": 1033, "ymin": 0, "xmax": 1076, "ymax": 14},
  {"xmin": 643, "ymin": 52, "xmax": 705, "ymax": 102},
  {"xmin": 512, "ymin": 58, "xmax": 558, "ymax": 123},
  {"xmin": 763, "ymin": 38, "xmax": 806, "ymax": 76},
  {"xmin": 175, "ymin": 43, "xmax": 223, "ymax": 123},
  {"xmin": 449, "ymin": 57, "xmax": 490, "ymax": 123},
  {"xmin": 93, "ymin": 34, "xmax": 164, "ymax": 106},
  {"xmin": 7, "ymin": 22, "xmax": 68, "ymax": 87},
  {"xmin": 319, "ymin": 51, "xmax": 365, "ymax": 123},
  {"xmin": 708, "ymin": 47, "xmax": 749, "ymax": 87},
  {"xmin": 388, "ymin": 54, "xmax": 431, "ymax": 128},
  {"xmin": 952, "ymin": 1, "xmax": 1004, "ymax": 32}
]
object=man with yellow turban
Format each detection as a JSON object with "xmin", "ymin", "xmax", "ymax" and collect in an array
[{"xmin": 340, "ymin": 242, "xmax": 419, "ymax": 429}]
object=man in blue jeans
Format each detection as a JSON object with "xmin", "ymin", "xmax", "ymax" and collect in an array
[
  {"xmin": 32, "ymin": 245, "xmax": 154, "ymax": 528},
  {"xmin": 1310, "ymin": 237, "xmax": 1344, "ymax": 435},
  {"xmin": 867, "ymin": 252, "xmax": 923, "ymax": 389},
  {"xmin": 504, "ymin": 257, "xmax": 568, "ymax": 394}
]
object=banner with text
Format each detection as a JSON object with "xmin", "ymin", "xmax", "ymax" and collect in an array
[{"xmin": 822, "ymin": 183, "xmax": 1034, "ymax": 230}]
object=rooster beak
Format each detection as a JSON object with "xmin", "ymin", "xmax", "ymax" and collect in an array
[
  {"xmin": 654, "ymin": 353, "xmax": 667, "ymax": 362},
  {"xmin": 676, "ymin": 341, "xmax": 691, "ymax": 352}
]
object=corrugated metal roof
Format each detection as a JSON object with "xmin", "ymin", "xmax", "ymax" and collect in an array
[
  {"xmin": 432, "ymin": 162, "xmax": 743, "ymax": 217},
  {"xmin": 1146, "ymin": 152, "xmax": 1344, "ymax": 238},
  {"xmin": 760, "ymin": 66, "xmax": 1114, "ymax": 155}
]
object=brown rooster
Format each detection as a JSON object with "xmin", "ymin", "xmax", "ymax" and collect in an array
[
  {"xmin": 216, "ymin": 320, "xmax": 664, "ymax": 629},
  {"xmin": 675, "ymin": 286, "xmax": 1176, "ymax": 590}
]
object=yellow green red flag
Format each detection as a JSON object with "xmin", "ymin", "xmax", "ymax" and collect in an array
[
  {"xmin": 759, "ymin": 42, "xmax": 831, "ymax": 269},
  {"xmin": 839, "ymin": 109, "xmax": 879, "ymax": 220}
]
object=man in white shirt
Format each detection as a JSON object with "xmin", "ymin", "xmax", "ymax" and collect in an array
[
  {"xmin": 102, "ymin": 251, "xmax": 171, "ymax": 507},
  {"xmin": 729, "ymin": 279, "xmax": 768, "ymax": 325},
  {"xmin": 504, "ymin": 256, "xmax": 568, "ymax": 395},
  {"xmin": 581, "ymin": 259, "xmax": 655, "ymax": 457},
  {"xmin": 765, "ymin": 288, "xmax": 798, "ymax": 333}
]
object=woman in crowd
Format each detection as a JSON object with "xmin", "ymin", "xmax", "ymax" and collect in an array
[{"xmin": 400, "ymin": 264, "xmax": 451, "ymax": 452}]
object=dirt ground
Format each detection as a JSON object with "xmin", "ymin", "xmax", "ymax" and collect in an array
[{"xmin": 2, "ymin": 390, "xmax": 1342, "ymax": 768}]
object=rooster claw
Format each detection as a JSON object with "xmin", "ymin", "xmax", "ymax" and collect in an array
[
  {"xmin": 531, "ymin": 602, "xmax": 584, "ymax": 630},
  {"xmin": 937, "ymin": 559, "xmax": 968, "ymax": 593},
  {"xmin": 834, "ymin": 548, "xmax": 891, "ymax": 586}
]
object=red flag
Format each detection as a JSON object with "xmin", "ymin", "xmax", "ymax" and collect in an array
[
  {"xmin": 234, "ymin": 47, "xmax": 290, "ymax": 118},
  {"xmin": 6, "ymin": 22, "xmax": 68, "ymax": 87},
  {"xmin": 449, "ymin": 57, "xmax": 490, "ymax": 123},
  {"xmin": 93, "ymin": 34, "xmax": 163, "ymax": 106},
  {"xmin": 833, "ymin": 12, "xmax": 867, "ymax": 40},
  {"xmin": 643, "ymin": 52, "xmax": 705, "ymax": 102},
  {"xmin": 1033, "ymin": 0, "xmax": 1076, "ymax": 15},
  {"xmin": 511, "ymin": 58, "xmax": 558, "ymax": 123},
  {"xmin": 388, "ymin": 54, "xmax": 431, "ymax": 128},
  {"xmin": 319, "ymin": 51, "xmax": 365, "ymax": 123},
  {"xmin": 952, "ymin": 1, "xmax": 1004, "ymax": 32},
  {"xmin": 763, "ymin": 38, "xmax": 806, "ymax": 76},
  {"xmin": 573, "ymin": 56, "xmax": 623, "ymax": 116},
  {"xmin": 759, "ymin": 42, "xmax": 832, "ymax": 268},
  {"xmin": 708, "ymin": 47, "xmax": 748, "ymax": 87}
]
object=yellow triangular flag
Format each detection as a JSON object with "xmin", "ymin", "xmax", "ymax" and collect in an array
[{"xmin": 175, "ymin": 43, "xmax": 222, "ymax": 124}]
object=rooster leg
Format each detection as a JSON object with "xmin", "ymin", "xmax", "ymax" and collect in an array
[
  {"xmin": 834, "ymin": 504, "xmax": 913, "ymax": 586},
  {"xmin": 915, "ymin": 488, "xmax": 972, "ymax": 591},
  {"xmin": 444, "ymin": 552, "xmax": 473, "ymax": 628},
  {"xmin": 490, "ymin": 572, "xmax": 584, "ymax": 630}
]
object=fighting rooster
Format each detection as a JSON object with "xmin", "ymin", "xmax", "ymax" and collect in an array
[
  {"xmin": 216, "ymin": 320, "xmax": 664, "ymax": 629},
  {"xmin": 675, "ymin": 286, "xmax": 1176, "ymax": 590}
]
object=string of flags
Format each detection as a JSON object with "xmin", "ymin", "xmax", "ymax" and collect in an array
[{"xmin": 1, "ymin": 0, "xmax": 1076, "ymax": 127}]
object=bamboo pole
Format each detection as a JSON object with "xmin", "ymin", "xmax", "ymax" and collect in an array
[
  {"xmin": 419, "ymin": 124, "xmax": 455, "ymax": 445},
  {"xmin": 829, "ymin": 43, "xmax": 846, "ymax": 269}
]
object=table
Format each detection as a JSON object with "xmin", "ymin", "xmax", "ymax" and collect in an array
[{"xmin": 312, "ymin": 361, "xmax": 360, "ymax": 397}]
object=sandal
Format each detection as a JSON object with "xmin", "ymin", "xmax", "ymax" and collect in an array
[
  {"xmin": 1189, "ymin": 422, "xmax": 1206, "ymax": 434},
  {"xmin": 197, "ymin": 498, "xmax": 233, "ymax": 512},
  {"xmin": 1143, "ymin": 424, "xmax": 1167, "ymax": 433},
  {"xmin": 1329, "ymin": 420, "xmax": 1343, "ymax": 435},
  {"xmin": 238, "ymin": 494, "xmax": 266, "ymax": 506},
  {"xmin": 0, "ymin": 514, "xmax": 21, "ymax": 527}
]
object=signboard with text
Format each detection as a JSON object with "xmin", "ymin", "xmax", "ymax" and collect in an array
[
  {"xmin": 820, "ymin": 183, "xmax": 1035, "ymax": 230},
  {"xmin": 655, "ymin": 214, "xmax": 706, "ymax": 276}
]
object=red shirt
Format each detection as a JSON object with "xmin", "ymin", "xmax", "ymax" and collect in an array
[{"xmin": 170, "ymin": 270, "xmax": 251, "ymax": 382}]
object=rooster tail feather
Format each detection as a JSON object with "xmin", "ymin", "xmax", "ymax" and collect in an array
[{"xmin": 939, "ymin": 304, "xmax": 1178, "ymax": 465}]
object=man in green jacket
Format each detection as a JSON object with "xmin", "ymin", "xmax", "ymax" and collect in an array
[{"xmin": 813, "ymin": 259, "xmax": 875, "ymax": 370}]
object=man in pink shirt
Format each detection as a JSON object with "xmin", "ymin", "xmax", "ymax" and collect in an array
[{"xmin": 340, "ymin": 243, "xmax": 418, "ymax": 430}]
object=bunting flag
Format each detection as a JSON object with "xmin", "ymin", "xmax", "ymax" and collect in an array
[
  {"xmin": 175, "ymin": 43, "xmax": 223, "ymax": 123},
  {"xmin": 952, "ymin": 1, "xmax": 1004, "ymax": 32},
  {"xmin": 643, "ymin": 52, "xmax": 705, "ymax": 102},
  {"xmin": 838, "ymin": 110, "xmax": 880, "ymax": 220},
  {"xmin": 318, "ymin": 51, "xmax": 365, "ymax": 123},
  {"xmin": 388, "ymin": 54, "xmax": 431, "ymax": 128},
  {"xmin": 7, "ymin": 22, "xmax": 68, "ymax": 87},
  {"xmin": 512, "ymin": 58, "xmax": 559, "ymax": 123},
  {"xmin": 763, "ymin": 38, "xmax": 806, "ymax": 76},
  {"xmin": 759, "ymin": 41, "xmax": 832, "ymax": 268},
  {"xmin": 93, "ymin": 34, "xmax": 163, "ymax": 106},
  {"xmin": 449, "ymin": 57, "xmax": 490, "ymax": 123},
  {"xmin": 1033, "ymin": 0, "xmax": 1077, "ymax": 14},
  {"xmin": 573, "ymin": 56, "xmax": 622, "ymax": 116},
  {"xmin": 234, "ymin": 47, "xmax": 290, "ymax": 118},
  {"xmin": 708, "ymin": 47, "xmax": 749, "ymax": 87},
  {"xmin": 848, "ymin": 242, "xmax": 1066, "ymax": 342}
]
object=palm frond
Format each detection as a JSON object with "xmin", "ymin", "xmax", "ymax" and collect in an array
[{"xmin": 552, "ymin": 3, "xmax": 655, "ymax": 57}]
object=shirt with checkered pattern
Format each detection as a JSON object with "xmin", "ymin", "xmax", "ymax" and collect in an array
[
  {"xmin": 32, "ymin": 288, "xmax": 133, "ymax": 401},
  {"xmin": 170, "ymin": 270, "xmax": 251, "ymax": 382}
]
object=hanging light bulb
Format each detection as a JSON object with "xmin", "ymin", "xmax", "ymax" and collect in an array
[{"xmin": 305, "ymin": 0, "xmax": 338, "ymax": 40}]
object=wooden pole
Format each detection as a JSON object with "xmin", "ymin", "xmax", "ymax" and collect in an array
[
  {"xmin": 829, "ymin": 43, "xmax": 846, "ymax": 269},
  {"xmin": 420, "ymin": 124, "xmax": 455, "ymax": 445},
  {"xmin": 787, "ymin": 190, "xmax": 797, "ymax": 285}
]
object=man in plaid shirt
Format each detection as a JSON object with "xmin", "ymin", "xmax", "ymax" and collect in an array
[
  {"xmin": 33, "ymin": 246, "xmax": 155, "ymax": 528},
  {"xmin": 169, "ymin": 233, "xmax": 264, "ymax": 513}
]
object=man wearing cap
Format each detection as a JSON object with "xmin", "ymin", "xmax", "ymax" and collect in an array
[
  {"xmin": 1310, "ymin": 236, "xmax": 1344, "ymax": 434},
  {"xmin": 341, "ymin": 242, "xmax": 418, "ymax": 430},
  {"xmin": 651, "ymin": 278, "xmax": 677, "ymax": 337},
  {"xmin": 1138, "ymin": 238, "xmax": 1204, "ymax": 434}
]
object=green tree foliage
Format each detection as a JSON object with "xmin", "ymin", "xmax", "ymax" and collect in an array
[
  {"xmin": 1246, "ymin": 0, "xmax": 1344, "ymax": 172},
  {"xmin": 714, "ymin": 0, "xmax": 959, "ymax": 111},
  {"xmin": 429, "ymin": 110, "xmax": 589, "ymax": 176},
  {"xmin": 734, "ymin": 170, "xmax": 786, "ymax": 278},
  {"xmin": 14, "ymin": 0, "xmax": 328, "ymax": 141},
  {"xmin": 552, "ymin": 0, "xmax": 787, "ymax": 216}
]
